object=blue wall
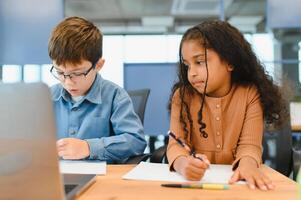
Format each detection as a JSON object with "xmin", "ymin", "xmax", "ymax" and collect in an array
[
  {"xmin": 267, "ymin": 0, "xmax": 301, "ymax": 29},
  {"xmin": 0, "ymin": 0, "xmax": 64, "ymax": 65},
  {"xmin": 124, "ymin": 63, "xmax": 178, "ymax": 136}
]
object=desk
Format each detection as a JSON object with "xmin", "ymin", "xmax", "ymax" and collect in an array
[
  {"xmin": 292, "ymin": 125, "xmax": 301, "ymax": 132},
  {"xmin": 78, "ymin": 165, "xmax": 297, "ymax": 200}
]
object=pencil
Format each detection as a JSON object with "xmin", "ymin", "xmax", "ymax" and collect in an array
[
  {"xmin": 168, "ymin": 130, "xmax": 191, "ymax": 152},
  {"xmin": 168, "ymin": 130, "xmax": 204, "ymax": 162},
  {"xmin": 161, "ymin": 183, "xmax": 229, "ymax": 190}
]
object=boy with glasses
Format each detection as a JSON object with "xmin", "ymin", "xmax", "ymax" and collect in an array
[{"xmin": 48, "ymin": 16, "xmax": 146, "ymax": 163}]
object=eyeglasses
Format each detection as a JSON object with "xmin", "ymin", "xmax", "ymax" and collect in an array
[{"xmin": 50, "ymin": 63, "xmax": 95, "ymax": 82}]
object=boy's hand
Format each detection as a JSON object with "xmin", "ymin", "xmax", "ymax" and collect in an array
[
  {"xmin": 173, "ymin": 154, "xmax": 210, "ymax": 181},
  {"xmin": 57, "ymin": 138, "xmax": 90, "ymax": 159},
  {"xmin": 229, "ymin": 156, "xmax": 274, "ymax": 191}
]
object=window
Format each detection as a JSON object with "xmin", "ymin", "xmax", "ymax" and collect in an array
[
  {"xmin": 2, "ymin": 65, "xmax": 22, "ymax": 83},
  {"xmin": 41, "ymin": 64, "xmax": 58, "ymax": 86},
  {"xmin": 24, "ymin": 64, "xmax": 40, "ymax": 83}
]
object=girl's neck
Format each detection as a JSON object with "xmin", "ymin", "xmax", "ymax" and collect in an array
[{"xmin": 206, "ymin": 82, "xmax": 233, "ymax": 98}]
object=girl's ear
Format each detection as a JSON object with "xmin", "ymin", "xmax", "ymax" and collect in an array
[
  {"xmin": 95, "ymin": 58, "xmax": 105, "ymax": 72},
  {"xmin": 227, "ymin": 64, "xmax": 234, "ymax": 72}
]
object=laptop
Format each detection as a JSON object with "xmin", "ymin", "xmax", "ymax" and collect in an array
[{"xmin": 0, "ymin": 82, "xmax": 96, "ymax": 200}]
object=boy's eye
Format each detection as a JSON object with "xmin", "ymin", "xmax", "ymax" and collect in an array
[
  {"xmin": 56, "ymin": 71, "xmax": 64, "ymax": 75},
  {"xmin": 71, "ymin": 72, "xmax": 83, "ymax": 76}
]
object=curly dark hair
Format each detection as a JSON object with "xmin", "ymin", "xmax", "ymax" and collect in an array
[{"xmin": 169, "ymin": 20, "xmax": 289, "ymax": 139}]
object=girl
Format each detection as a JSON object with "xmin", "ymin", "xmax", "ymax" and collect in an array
[{"xmin": 167, "ymin": 20, "xmax": 288, "ymax": 191}]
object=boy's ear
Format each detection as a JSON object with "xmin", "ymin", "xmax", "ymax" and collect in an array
[{"xmin": 95, "ymin": 58, "xmax": 105, "ymax": 72}]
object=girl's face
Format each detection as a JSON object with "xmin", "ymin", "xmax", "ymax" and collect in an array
[{"xmin": 181, "ymin": 39, "xmax": 233, "ymax": 97}]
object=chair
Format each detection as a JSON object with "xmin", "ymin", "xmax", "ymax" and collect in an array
[
  {"xmin": 127, "ymin": 88, "xmax": 150, "ymax": 125},
  {"xmin": 293, "ymin": 148, "xmax": 301, "ymax": 180},
  {"xmin": 263, "ymin": 119, "xmax": 293, "ymax": 177},
  {"xmin": 150, "ymin": 145, "xmax": 168, "ymax": 163},
  {"xmin": 125, "ymin": 88, "xmax": 151, "ymax": 164}
]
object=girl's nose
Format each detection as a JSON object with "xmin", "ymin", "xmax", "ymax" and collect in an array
[{"xmin": 189, "ymin": 65, "xmax": 198, "ymax": 76}]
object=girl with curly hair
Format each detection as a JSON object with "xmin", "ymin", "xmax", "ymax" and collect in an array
[{"xmin": 167, "ymin": 20, "xmax": 288, "ymax": 191}]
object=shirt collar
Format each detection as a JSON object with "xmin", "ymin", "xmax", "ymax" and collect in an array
[
  {"xmin": 84, "ymin": 73, "xmax": 103, "ymax": 104},
  {"xmin": 52, "ymin": 73, "xmax": 103, "ymax": 104}
]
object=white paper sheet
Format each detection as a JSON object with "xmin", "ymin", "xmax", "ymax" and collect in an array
[
  {"xmin": 59, "ymin": 160, "xmax": 106, "ymax": 175},
  {"xmin": 123, "ymin": 162, "xmax": 245, "ymax": 184}
]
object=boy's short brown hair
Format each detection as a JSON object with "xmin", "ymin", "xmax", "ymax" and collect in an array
[{"xmin": 48, "ymin": 16, "xmax": 102, "ymax": 66}]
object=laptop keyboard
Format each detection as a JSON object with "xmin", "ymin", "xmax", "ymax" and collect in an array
[{"xmin": 64, "ymin": 184, "xmax": 78, "ymax": 194}]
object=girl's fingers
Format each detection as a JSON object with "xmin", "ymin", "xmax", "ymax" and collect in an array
[
  {"xmin": 244, "ymin": 175, "xmax": 256, "ymax": 190},
  {"xmin": 194, "ymin": 154, "xmax": 210, "ymax": 165},
  {"xmin": 229, "ymin": 170, "xmax": 240, "ymax": 184},
  {"xmin": 255, "ymin": 174, "xmax": 274, "ymax": 190},
  {"xmin": 254, "ymin": 176, "xmax": 267, "ymax": 191}
]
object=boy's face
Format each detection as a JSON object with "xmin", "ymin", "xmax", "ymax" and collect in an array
[{"xmin": 52, "ymin": 59, "xmax": 104, "ymax": 97}]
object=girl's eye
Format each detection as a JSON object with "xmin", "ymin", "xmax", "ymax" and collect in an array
[{"xmin": 197, "ymin": 61, "xmax": 205, "ymax": 65}]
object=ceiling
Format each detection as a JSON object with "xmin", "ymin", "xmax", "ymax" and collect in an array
[{"xmin": 64, "ymin": 0, "xmax": 266, "ymax": 35}]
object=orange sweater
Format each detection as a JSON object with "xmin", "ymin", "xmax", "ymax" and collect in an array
[{"xmin": 167, "ymin": 84, "xmax": 263, "ymax": 169}]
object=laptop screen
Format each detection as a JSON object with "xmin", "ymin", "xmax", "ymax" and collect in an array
[{"xmin": 0, "ymin": 83, "xmax": 95, "ymax": 200}]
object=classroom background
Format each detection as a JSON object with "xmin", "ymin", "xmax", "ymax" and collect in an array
[{"xmin": 1, "ymin": 0, "xmax": 301, "ymax": 179}]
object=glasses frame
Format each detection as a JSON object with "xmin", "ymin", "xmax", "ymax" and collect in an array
[{"xmin": 50, "ymin": 63, "xmax": 96, "ymax": 82}]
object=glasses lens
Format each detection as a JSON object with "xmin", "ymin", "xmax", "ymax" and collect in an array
[
  {"xmin": 51, "ymin": 65, "xmax": 93, "ymax": 82},
  {"xmin": 51, "ymin": 69, "xmax": 64, "ymax": 81}
]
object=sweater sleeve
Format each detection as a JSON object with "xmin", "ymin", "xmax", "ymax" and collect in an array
[
  {"xmin": 167, "ymin": 90, "xmax": 190, "ymax": 171},
  {"xmin": 232, "ymin": 86, "xmax": 263, "ymax": 169}
]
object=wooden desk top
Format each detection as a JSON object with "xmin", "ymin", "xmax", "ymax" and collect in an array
[
  {"xmin": 292, "ymin": 125, "xmax": 301, "ymax": 132},
  {"xmin": 78, "ymin": 164, "xmax": 297, "ymax": 200}
]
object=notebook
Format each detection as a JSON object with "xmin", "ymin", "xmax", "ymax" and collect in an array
[{"xmin": 0, "ymin": 82, "xmax": 96, "ymax": 200}]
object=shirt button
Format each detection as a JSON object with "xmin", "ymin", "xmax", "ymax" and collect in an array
[
  {"xmin": 216, "ymin": 117, "xmax": 220, "ymax": 121},
  {"xmin": 216, "ymin": 104, "xmax": 220, "ymax": 108},
  {"xmin": 216, "ymin": 131, "xmax": 220, "ymax": 136},
  {"xmin": 69, "ymin": 130, "xmax": 76, "ymax": 135},
  {"xmin": 216, "ymin": 144, "xmax": 221, "ymax": 149}
]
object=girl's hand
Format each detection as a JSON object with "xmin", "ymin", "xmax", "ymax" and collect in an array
[
  {"xmin": 173, "ymin": 154, "xmax": 210, "ymax": 181},
  {"xmin": 229, "ymin": 157, "xmax": 274, "ymax": 190}
]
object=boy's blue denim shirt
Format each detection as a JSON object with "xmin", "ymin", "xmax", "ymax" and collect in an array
[{"xmin": 51, "ymin": 73, "xmax": 147, "ymax": 163}]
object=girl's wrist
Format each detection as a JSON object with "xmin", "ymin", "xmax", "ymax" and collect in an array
[
  {"xmin": 174, "ymin": 156, "xmax": 188, "ymax": 174},
  {"xmin": 239, "ymin": 156, "xmax": 258, "ymax": 168}
]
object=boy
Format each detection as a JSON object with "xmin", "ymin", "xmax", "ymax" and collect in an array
[{"xmin": 48, "ymin": 16, "xmax": 146, "ymax": 163}]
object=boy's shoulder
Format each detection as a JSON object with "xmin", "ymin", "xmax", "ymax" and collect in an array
[
  {"xmin": 98, "ymin": 77, "xmax": 129, "ymax": 101},
  {"xmin": 97, "ymin": 76, "xmax": 130, "ymax": 103}
]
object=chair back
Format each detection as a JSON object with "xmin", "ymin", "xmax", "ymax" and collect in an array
[
  {"xmin": 150, "ymin": 145, "xmax": 168, "ymax": 163},
  {"xmin": 124, "ymin": 88, "xmax": 151, "ymax": 164},
  {"xmin": 127, "ymin": 88, "xmax": 150, "ymax": 125},
  {"xmin": 263, "ymin": 122, "xmax": 293, "ymax": 177}
]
